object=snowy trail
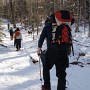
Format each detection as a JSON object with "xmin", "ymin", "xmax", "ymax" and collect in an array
[
  {"xmin": 0, "ymin": 24, "xmax": 90, "ymax": 90},
  {"xmin": 0, "ymin": 31, "xmax": 42, "ymax": 90},
  {"xmin": 0, "ymin": 31, "xmax": 57, "ymax": 90},
  {"xmin": 0, "ymin": 46, "xmax": 41, "ymax": 90}
]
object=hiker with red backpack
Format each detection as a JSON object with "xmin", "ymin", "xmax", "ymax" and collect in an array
[
  {"xmin": 14, "ymin": 28, "xmax": 22, "ymax": 51},
  {"xmin": 37, "ymin": 10, "xmax": 75, "ymax": 90}
]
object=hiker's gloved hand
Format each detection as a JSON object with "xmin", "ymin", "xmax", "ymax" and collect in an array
[{"xmin": 37, "ymin": 48, "xmax": 42, "ymax": 56}]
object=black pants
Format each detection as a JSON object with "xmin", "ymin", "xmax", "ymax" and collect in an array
[
  {"xmin": 43, "ymin": 67, "xmax": 66, "ymax": 90},
  {"xmin": 15, "ymin": 39, "xmax": 21, "ymax": 50},
  {"xmin": 42, "ymin": 48, "xmax": 69, "ymax": 90}
]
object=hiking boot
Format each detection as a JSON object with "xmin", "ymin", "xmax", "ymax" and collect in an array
[
  {"xmin": 18, "ymin": 48, "xmax": 21, "ymax": 51},
  {"xmin": 42, "ymin": 85, "xmax": 51, "ymax": 90},
  {"xmin": 16, "ymin": 49, "xmax": 19, "ymax": 51}
]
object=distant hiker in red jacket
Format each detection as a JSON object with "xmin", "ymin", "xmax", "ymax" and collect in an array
[{"xmin": 14, "ymin": 28, "xmax": 22, "ymax": 51}]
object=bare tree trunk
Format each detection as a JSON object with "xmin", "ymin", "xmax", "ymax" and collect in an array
[
  {"xmin": 32, "ymin": 24, "xmax": 34, "ymax": 40},
  {"xmin": 84, "ymin": 0, "xmax": 86, "ymax": 33},
  {"xmin": 75, "ymin": 0, "xmax": 80, "ymax": 32},
  {"xmin": 9, "ymin": 0, "xmax": 16, "ymax": 28},
  {"xmin": 60, "ymin": 0, "xmax": 63, "ymax": 9},
  {"xmin": 36, "ymin": 0, "xmax": 39, "ymax": 35},
  {"xmin": 88, "ymin": 0, "xmax": 90, "ymax": 37}
]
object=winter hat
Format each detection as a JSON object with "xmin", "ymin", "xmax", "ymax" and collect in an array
[
  {"xmin": 46, "ymin": 13, "xmax": 56, "ymax": 24},
  {"xmin": 45, "ymin": 18, "xmax": 51, "ymax": 25},
  {"xmin": 55, "ymin": 10, "xmax": 72, "ymax": 22},
  {"xmin": 49, "ymin": 14, "xmax": 56, "ymax": 23},
  {"xmin": 16, "ymin": 28, "xmax": 20, "ymax": 31}
]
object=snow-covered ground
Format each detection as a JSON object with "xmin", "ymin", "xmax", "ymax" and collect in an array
[{"xmin": 0, "ymin": 22, "xmax": 90, "ymax": 90}]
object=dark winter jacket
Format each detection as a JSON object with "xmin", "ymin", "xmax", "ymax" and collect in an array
[
  {"xmin": 9, "ymin": 29, "xmax": 13, "ymax": 36},
  {"xmin": 38, "ymin": 23, "xmax": 70, "ymax": 52},
  {"xmin": 38, "ymin": 23, "xmax": 69, "ymax": 69},
  {"xmin": 38, "ymin": 22, "xmax": 52, "ymax": 48}
]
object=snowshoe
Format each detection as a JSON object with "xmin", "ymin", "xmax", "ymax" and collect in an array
[
  {"xmin": 42, "ymin": 85, "xmax": 51, "ymax": 90},
  {"xmin": 16, "ymin": 49, "xmax": 19, "ymax": 51}
]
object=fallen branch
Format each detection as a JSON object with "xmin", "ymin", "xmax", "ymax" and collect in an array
[
  {"xmin": 87, "ymin": 63, "xmax": 90, "ymax": 64},
  {"xmin": 0, "ymin": 44, "xmax": 7, "ymax": 48},
  {"xmin": 73, "ymin": 39, "xmax": 89, "ymax": 47},
  {"xmin": 29, "ymin": 55, "xmax": 38, "ymax": 64},
  {"xmin": 69, "ymin": 61, "xmax": 84, "ymax": 67}
]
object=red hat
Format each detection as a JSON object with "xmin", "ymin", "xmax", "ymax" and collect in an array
[{"xmin": 55, "ymin": 10, "xmax": 72, "ymax": 22}]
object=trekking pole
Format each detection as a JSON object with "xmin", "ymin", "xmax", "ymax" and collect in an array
[
  {"xmin": 71, "ymin": 35, "xmax": 74, "ymax": 56},
  {"xmin": 38, "ymin": 55, "xmax": 43, "ymax": 88},
  {"xmin": 71, "ymin": 43, "xmax": 74, "ymax": 56},
  {"xmin": 21, "ymin": 39, "xmax": 23, "ymax": 50}
]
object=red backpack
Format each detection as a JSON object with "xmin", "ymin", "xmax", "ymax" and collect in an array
[
  {"xmin": 51, "ymin": 24, "xmax": 72, "ymax": 55},
  {"xmin": 15, "ymin": 31, "xmax": 21, "ymax": 36},
  {"xmin": 52, "ymin": 24, "xmax": 72, "ymax": 45},
  {"xmin": 56, "ymin": 24, "xmax": 71, "ymax": 44},
  {"xmin": 51, "ymin": 10, "xmax": 74, "ymax": 55}
]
